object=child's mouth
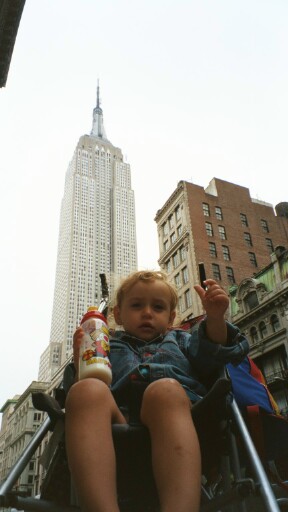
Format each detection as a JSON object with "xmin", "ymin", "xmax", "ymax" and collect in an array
[{"xmin": 139, "ymin": 324, "xmax": 154, "ymax": 330}]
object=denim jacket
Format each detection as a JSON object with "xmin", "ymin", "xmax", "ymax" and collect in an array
[{"xmin": 110, "ymin": 319, "xmax": 249, "ymax": 403}]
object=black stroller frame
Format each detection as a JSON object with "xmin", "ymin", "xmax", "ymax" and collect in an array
[{"xmin": 0, "ymin": 275, "xmax": 287, "ymax": 512}]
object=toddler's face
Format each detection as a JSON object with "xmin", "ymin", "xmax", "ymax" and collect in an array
[{"xmin": 114, "ymin": 280, "xmax": 175, "ymax": 342}]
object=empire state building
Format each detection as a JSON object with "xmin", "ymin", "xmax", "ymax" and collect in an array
[{"xmin": 39, "ymin": 86, "xmax": 138, "ymax": 380}]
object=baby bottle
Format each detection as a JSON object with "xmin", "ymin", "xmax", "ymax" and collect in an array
[{"xmin": 78, "ymin": 306, "xmax": 112, "ymax": 385}]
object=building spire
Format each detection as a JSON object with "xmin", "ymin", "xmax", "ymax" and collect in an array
[{"xmin": 91, "ymin": 80, "xmax": 108, "ymax": 140}]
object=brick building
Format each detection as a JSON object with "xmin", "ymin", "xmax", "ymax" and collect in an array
[{"xmin": 155, "ymin": 178, "xmax": 288, "ymax": 322}]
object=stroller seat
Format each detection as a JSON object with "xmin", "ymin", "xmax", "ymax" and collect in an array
[
  {"xmin": 32, "ymin": 372, "xmax": 232, "ymax": 512},
  {"xmin": 0, "ymin": 363, "xmax": 283, "ymax": 512}
]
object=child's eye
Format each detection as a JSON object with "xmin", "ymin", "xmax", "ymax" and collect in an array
[
  {"xmin": 130, "ymin": 303, "xmax": 141, "ymax": 309},
  {"xmin": 154, "ymin": 304, "xmax": 165, "ymax": 311}
]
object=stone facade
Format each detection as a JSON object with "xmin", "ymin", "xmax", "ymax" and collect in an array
[{"xmin": 230, "ymin": 246, "xmax": 288, "ymax": 416}]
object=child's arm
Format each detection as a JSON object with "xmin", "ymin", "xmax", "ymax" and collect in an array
[
  {"xmin": 73, "ymin": 326, "xmax": 84, "ymax": 381},
  {"xmin": 194, "ymin": 279, "xmax": 229, "ymax": 345}
]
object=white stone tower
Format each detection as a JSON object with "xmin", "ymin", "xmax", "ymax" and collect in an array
[{"xmin": 38, "ymin": 85, "xmax": 137, "ymax": 380}]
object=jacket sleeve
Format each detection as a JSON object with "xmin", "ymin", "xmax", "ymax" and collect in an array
[{"xmin": 186, "ymin": 319, "xmax": 250, "ymax": 376}]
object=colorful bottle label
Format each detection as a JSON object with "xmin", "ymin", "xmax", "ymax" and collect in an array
[{"xmin": 79, "ymin": 317, "xmax": 112, "ymax": 383}]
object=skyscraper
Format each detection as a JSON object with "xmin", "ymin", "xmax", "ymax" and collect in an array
[{"xmin": 38, "ymin": 86, "xmax": 137, "ymax": 381}]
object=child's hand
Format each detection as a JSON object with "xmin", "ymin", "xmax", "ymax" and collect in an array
[
  {"xmin": 194, "ymin": 279, "xmax": 229, "ymax": 319},
  {"xmin": 73, "ymin": 327, "xmax": 84, "ymax": 378}
]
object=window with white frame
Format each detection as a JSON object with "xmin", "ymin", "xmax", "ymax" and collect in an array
[
  {"xmin": 205, "ymin": 222, "xmax": 213, "ymax": 237},
  {"xmin": 222, "ymin": 245, "xmax": 230, "ymax": 260},
  {"xmin": 209, "ymin": 242, "xmax": 217, "ymax": 257},
  {"xmin": 244, "ymin": 232, "xmax": 252, "ymax": 246},
  {"xmin": 240, "ymin": 213, "xmax": 248, "ymax": 227},
  {"xmin": 202, "ymin": 203, "xmax": 210, "ymax": 216},
  {"xmin": 249, "ymin": 252, "xmax": 257, "ymax": 267},
  {"xmin": 261, "ymin": 219, "xmax": 269, "ymax": 233},
  {"xmin": 266, "ymin": 238, "xmax": 274, "ymax": 252},
  {"xmin": 218, "ymin": 225, "xmax": 226, "ymax": 240},
  {"xmin": 215, "ymin": 206, "xmax": 223, "ymax": 220},
  {"xmin": 226, "ymin": 266, "xmax": 235, "ymax": 283},
  {"xmin": 212, "ymin": 263, "xmax": 221, "ymax": 280}
]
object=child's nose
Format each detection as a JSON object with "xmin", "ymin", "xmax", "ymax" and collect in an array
[{"xmin": 142, "ymin": 306, "xmax": 153, "ymax": 317}]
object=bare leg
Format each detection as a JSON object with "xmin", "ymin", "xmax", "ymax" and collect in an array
[
  {"xmin": 140, "ymin": 378, "xmax": 201, "ymax": 512},
  {"xmin": 65, "ymin": 378, "xmax": 127, "ymax": 512}
]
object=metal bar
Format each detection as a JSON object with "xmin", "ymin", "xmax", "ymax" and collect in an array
[
  {"xmin": 0, "ymin": 417, "xmax": 52, "ymax": 499},
  {"xmin": 230, "ymin": 398, "xmax": 280, "ymax": 512},
  {"xmin": 7, "ymin": 495, "xmax": 79, "ymax": 512}
]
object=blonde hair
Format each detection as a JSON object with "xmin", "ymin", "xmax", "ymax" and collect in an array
[{"xmin": 115, "ymin": 270, "xmax": 178, "ymax": 311}]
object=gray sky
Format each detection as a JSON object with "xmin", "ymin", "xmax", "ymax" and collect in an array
[{"xmin": 1, "ymin": 0, "xmax": 288, "ymax": 413}]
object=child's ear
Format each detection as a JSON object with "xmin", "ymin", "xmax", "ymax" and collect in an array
[
  {"xmin": 169, "ymin": 310, "xmax": 176, "ymax": 327},
  {"xmin": 113, "ymin": 305, "xmax": 122, "ymax": 326}
]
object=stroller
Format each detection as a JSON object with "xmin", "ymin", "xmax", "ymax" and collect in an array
[{"xmin": 0, "ymin": 275, "xmax": 287, "ymax": 512}]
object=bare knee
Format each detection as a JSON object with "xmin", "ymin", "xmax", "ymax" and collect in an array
[
  {"xmin": 66, "ymin": 378, "xmax": 112, "ymax": 412},
  {"xmin": 140, "ymin": 378, "xmax": 191, "ymax": 424}
]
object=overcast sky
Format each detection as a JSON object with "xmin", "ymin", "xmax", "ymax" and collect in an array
[{"xmin": 0, "ymin": 0, "xmax": 288, "ymax": 413}]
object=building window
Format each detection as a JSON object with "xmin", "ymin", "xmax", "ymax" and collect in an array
[
  {"xmin": 163, "ymin": 222, "xmax": 168, "ymax": 236},
  {"xmin": 178, "ymin": 295, "xmax": 185, "ymax": 313},
  {"xmin": 182, "ymin": 266, "xmax": 189, "ymax": 284},
  {"xmin": 180, "ymin": 245, "xmax": 186, "ymax": 261},
  {"xmin": 177, "ymin": 224, "xmax": 183, "ymax": 237},
  {"xmin": 168, "ymin": 215, "xmax": 174, "ymax": 229},
  {"xmin": 28, "ymin": 475, "xmax": 34, "ymax": 484},
  {"xmin": 205, "ymin": 222, "xmax": 213, "ymax": 237},
  {"xmin": 174, "ymin": 273, "xmax": 181, "ymax": 288},
  {"xmin": 170, "ymin": 232, "xmax": 176, "ymax": 244},
  {"xmin": 245, "ymin": 291, "xmax": 259, "ymax": 310},
  {"xmin": 202, "ymin": 202, "xmax": 210, "ymax": 216},
  {"xmin": 271, "ymin": 314, "xmax": 280, "ymax": 332},
  {"xmin": 244, "ymin": 232, "xmax": 252, "ymax": 246},
  {"xmin": 240, "ymin": 213, "xmax": 248, "ymax": 227},
  {"xmin": 166, "ymin": 260, "xmax": 171, "ymax": 273},
  {"xmin": 172, "ymin": 252, "xmax": 179, "ymax": 268},
  {"xmin": 175, "ymin": 205, "xmax": 181, "ymax": 221},
  {"xmin": 259, "ymin": 321, "xmax": 268, "ymax": 339},
  {"xmin": 184, "ymin": 289, "xmax": 192, "ymax": 308},
  {"xmin": 266, "ymin": 238, "xmax": 274, "ymax": 252},
  {"xmin": 212, "ymin": 263, "xmax": 221, "ymax": 281},
  {"xmin": 163, "ymin": 240, "xmax": 169, "ymax": 252},
  {"xmin": 209, "ymin": 242, "xmax": 217, "ymax": 258},
  {"xmin": 215, "ymin": 206, "xmax": 223, "ymax": 220},
  {"xmin": 222, "ymin": 245, "xmax": 230, "ymax": 260},
  {"xmin": 218, "ymin": 225, "xmax": 226, "ymax": 240},
  {"xmin": 261, "ymin": 219, "xmax": 269, "ymax": 233},
  {"xmin": 226, "ymin": 267, "xmax": 235, "ymax": 283},
  {"xmin": 249, "ymin": 252, "xmax": 257, "ymax": 267},
  {"xmin": 250, "ymin": 326, "xmax": 259, "ymax": 343}
]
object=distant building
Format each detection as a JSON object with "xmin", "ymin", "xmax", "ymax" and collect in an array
[
  {"xmin": 39, "ymin": 84, "xmax": 137, "ymax": 380},
  {"xmin": 38, "ymin": 342, "xmax": 61, "ymax": 384},
  {"xmin": 230, "ymin": 246, "xmax": 288, "ymax": 417},
  {"xmin": 155, "ymin": 178, "xmax": 288, "ymax": 322},
  {"xmin": 0, "ymin": 382, "xmax": 48, "ymax": 496}
]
